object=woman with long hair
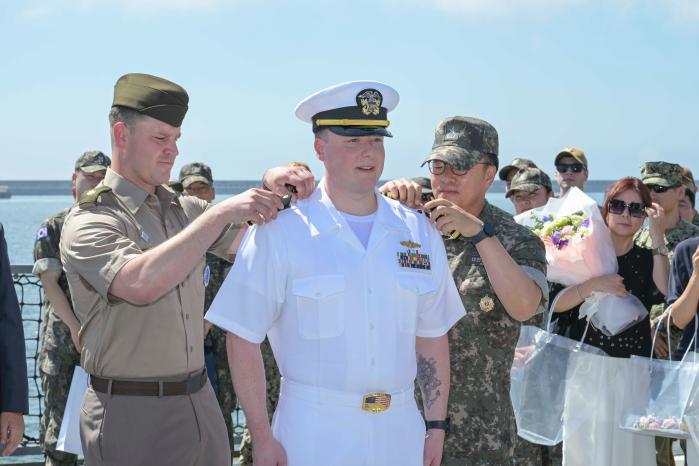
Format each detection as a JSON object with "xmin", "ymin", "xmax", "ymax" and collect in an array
[
  {"xmin": 550, "ymin": 177, "xmax": 670, "ymax": 466},
  {"xmin": 551, "ymin": 177, "xmax": 669, "ymax": 356}
]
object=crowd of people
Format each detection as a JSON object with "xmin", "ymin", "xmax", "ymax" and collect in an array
[{"xmin": 0, "ymin": 72, "xmax": 698, "ymax": 466}]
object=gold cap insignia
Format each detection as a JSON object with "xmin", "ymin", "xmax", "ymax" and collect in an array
[
  {"xmin": 400, "ymin": 240, "xmax": 421, "ymax": 249},
  {"xmin": 479, "ymin": 296, "xmax": 495, "ymax": 313},
  {"xmin": 356, "ymin": 89, "xmax": 382, "ymax": 116}
]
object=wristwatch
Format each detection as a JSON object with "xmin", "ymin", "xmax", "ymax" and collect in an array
[
  {"xmin": 466, "ymin": 222, "xmax": 496, "ymax": 245},
  {"xmin": 652, "ymin": 246, "xmax": 669, "ymax": 256},
  {"xmin": 425, "ymin": 417, "xmax": 451, "ymax": 435}
]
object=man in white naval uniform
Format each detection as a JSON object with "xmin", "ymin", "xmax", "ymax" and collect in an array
[{"xmin": 206, "ymin": 81, "xmax": 465, "ymax": 466}]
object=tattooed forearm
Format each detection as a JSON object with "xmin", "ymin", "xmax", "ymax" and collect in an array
[{"xmin": 417, "ymin": 354, "xmax": 442, "ymax": 410}]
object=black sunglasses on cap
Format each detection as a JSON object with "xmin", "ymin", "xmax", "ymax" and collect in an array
[
  {"xmin": 555, "ymin": 163, "xmax": 585, "ymax": 174},
  {"xmin": 607, "ymin": 199, "xmax": 647, "ymax": 218},
  {"xmin": 645, "ymin": 184, "xmax": 680, "ymax": 194}
]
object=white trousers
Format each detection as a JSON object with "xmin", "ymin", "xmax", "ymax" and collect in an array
[{"xmin": 272, "ymin": 379, "xmax": 425, "ymax": 466}]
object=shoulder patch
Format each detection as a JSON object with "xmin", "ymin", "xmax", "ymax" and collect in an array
[
  {"xmin": 79, "ymin": 186, "xmax": 112, "ymax": 206},
  {"xmin": 36, "ymin": 226, "xmax": 48, "ymax": 240}
]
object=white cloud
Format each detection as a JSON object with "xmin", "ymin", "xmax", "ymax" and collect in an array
[{"xmin": 666, "ymin": 0, "xmax": 699, "ymax": 20}]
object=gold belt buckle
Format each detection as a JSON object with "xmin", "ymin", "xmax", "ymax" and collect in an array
[{"xmin": 361, "ymin": 393, "xmax": 391, "ymax": 413}]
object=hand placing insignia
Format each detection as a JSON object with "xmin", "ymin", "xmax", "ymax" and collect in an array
[{"xmin": 424, "ymin": 198, "xmax": 484, "ymax": 238}]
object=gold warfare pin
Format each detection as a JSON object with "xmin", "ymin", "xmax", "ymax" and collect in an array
[{"xmin": 400, "ymin": 240, "xmax": 421, "ymax": 249}]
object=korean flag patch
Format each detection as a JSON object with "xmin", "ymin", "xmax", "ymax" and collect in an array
[{"xmin": 36, "ymin": 226, "xmax": 48, "ymax": 240}]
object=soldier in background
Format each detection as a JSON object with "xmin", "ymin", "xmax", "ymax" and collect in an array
[
  {"xmin": 634, "ymin": 162, "xmax": 699, "ymax": 466},
  {"xmin": 499, "ymin": 158, "xmax": 538, "ymax": 192},
  {"xmin": 506, "ymin": 167, "xmax": 554, "ymax": 215},
  {"xmin": 382, "ymin": 116, "xmax": 548, "ymax": 465},
  {"xmin": 178, "ymin": 161, "xmax": 237, "ymax": 457},
  {"xmin": 33, "ymin": 150, "xmax": 110, "ymax": 466},
  {"xmin": 554, "ymin": 147, "xmax": 588, "ymax": 197}
]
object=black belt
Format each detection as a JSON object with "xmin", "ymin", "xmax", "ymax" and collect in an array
[{"xmin": 90, "ymin": 368, "xmax": 207, "ymax": 396}]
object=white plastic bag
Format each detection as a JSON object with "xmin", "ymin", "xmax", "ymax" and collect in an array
[
  {"xmin": 56, "ymin": 366, "xmax": 89, "ymax": 455},
  {"xmin": 581, "ymin": 292, "xmax": 649, "ymax": 337},
  {"xmin": 510, "ymin": 302, "xmax": 606, "ymax": 445}
]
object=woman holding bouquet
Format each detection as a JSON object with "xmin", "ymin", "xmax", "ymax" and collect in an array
[
  {"xmin": 551, "ymin": 177, "xmax": 669, "ymax": 357},
  {"xmin": 550, "ymin": 177, "xmax": 670, "ymax": 466}
]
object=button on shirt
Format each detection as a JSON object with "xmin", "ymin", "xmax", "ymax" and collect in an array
[
  {"xmin": 205, "ymin": 183, "xmax": 465, "ymax": 394},
  {"xmin": 60, "ymin": 169, "xmax": 240, "ymax": 379}
]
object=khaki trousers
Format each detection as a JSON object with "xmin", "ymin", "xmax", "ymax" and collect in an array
[{"xmin": 80, "ymin": 376, "xmax": 229, "ymax": 466}]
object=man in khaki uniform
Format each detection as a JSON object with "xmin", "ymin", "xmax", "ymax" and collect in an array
[{"xmin": 60, "ymin": 73, "xmax": 286, "ymax": 466}]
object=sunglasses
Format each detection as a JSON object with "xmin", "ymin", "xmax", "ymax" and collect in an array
[
  {"xmin": 608, "ymin": 199, "xmax": 647, "ymax": 218},
  {"xmin": 645, "ymin": 184, "xmax": 679, "ymax": 194},
  {"xmin": 555, "ymin": 163, "xmax": 585, "ymax": 174}
]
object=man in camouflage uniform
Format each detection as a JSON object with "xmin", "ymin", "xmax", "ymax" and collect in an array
[
  {"xmin": 506, "ymin": 167, "xmax": 554, "ymax": 216},
  {"xmin": 178, "ymin": 162, "xmax": 238, "ymax": 454},
  {"xmin": 33, "ymin": 150, "xmax": 110, "ymax": 466},
  {"xmin": 634, "ymin": 161, "xmax": 699, "ymax": 466},
  {"xmin": 499, "ymin": 158, "xmax": 538, "ymax": 192},
  {"xmin": 382, "ymin": 116, "xmax": 548, "ymax": 465}
]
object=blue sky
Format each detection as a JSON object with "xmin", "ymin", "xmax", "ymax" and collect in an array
[{"xmin": 1, "ymin": 0, "xmax": 698, "ymax": 181}]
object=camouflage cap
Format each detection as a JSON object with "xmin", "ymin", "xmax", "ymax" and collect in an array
[
  {"xmin": 421, "ymin": 116, "xmax": 499, "ymax": 171},
  {"xmin": 555, "ymin": 147, "xmax": 588, "ymax": 169},
  {"xmin": 75, "ymin": 150, "xmax": 111, "ymax": 173},
  {"xmin": 112, "ymin": 73, "xmax": 189, "ymax": 128},
  {"xmin": 682, "ymin": 166, "xmax": 697, "ymax": 193},
  {"xmin": 640, "ymin": 161, "xmax": 683, "ymax": 188},
  {"xmin": 506, "ymin": 168, "xmax": 552, "ymax": 198},
  {"xmin": 179, "ymin": 162, "xmax": 213, "ymax": 188},
  {"xmin": 498, "ymin": 158, "xmax": 537, "ymax": 181},
  {"xmin": 167, "ymin": 180, "xmax": 184, "ymax": 193},
  {"xmin": 411, "ymin": 176, "xmax": 432, "ymax": 194}
]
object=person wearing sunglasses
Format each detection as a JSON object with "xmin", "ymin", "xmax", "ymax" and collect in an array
[
  {"xmin": 633, "ymin": 161, "xmax": 699, "ymax": 466},
  {"xmin": 549, "ymin": 177, "xmax": 668, "ymax": 466},
  {"xmin": 554, "ymin": 147, "xmax": 588, "ymax": 197},
  {"xmin": 506, "ymin": 167, "xmax": 554, "ymax": 215},
  {"xmin": 498, "ymin": 157, "xmax": 538, "ymax": 192}
]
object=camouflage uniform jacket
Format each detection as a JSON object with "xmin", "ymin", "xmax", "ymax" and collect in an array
[
  {"xmin": 693, "ymin": 211, "xmax": 699, "ymax": 228},
  {"xmin": 443, "ymin": 201, "xmax": 548, "ymax": 463},
  {"xmin": 32, "ymin": 207, "xmax": 80, "ymax": 374},
  {"xmin": 203, "ymin": 251, "xmax": 233, "ymax": 357},
  {"xmin": 635, "ymin": 219, "xmax": 699, "ymax": 354}
]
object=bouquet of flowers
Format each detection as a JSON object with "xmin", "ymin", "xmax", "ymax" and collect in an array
[
  {"xmin": 515, "ymin": 187, "xmax": 617, "ymax": 286},
  {"xmin": 515, "ymin": 188, "xmax": 647, "ymax": 336},
  {"xmin": 530, "ymin": 211, "xmax": 591, "ymax": 251}
]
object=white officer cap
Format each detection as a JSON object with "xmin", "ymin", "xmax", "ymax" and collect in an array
[{"xmin": 294, "ymin": 80, "xmax": 399, "ymax": 137}]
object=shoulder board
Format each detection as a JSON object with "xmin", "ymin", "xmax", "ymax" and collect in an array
[{"xmin": 79, "ymin": 186, "xmax": 112, "ymax": 206}]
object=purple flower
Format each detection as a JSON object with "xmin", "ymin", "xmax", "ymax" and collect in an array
[
  {"xmin": 558, "ymin": 239, "xmax": 569, "ymax": 249},
  {"xmin": 583, "ymin": 218, "xmax": 590, "ymax": 227},
  {"xmin": 551, "ymin": 231, "xmax": 561, "ymax": 245},
  {"xmin": 543, "ymin": 216, "xmax": 551, "ymax": 222}
]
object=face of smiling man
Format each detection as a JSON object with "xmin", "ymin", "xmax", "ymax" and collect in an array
[{"xmin": 314, "ymin": 130, "xmax": 385, "ymax": 200}]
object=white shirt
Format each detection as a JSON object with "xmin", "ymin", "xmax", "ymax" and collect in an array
[{"xmin": 206, "ymin": 183, "xmax": 465, "ymax": 394}]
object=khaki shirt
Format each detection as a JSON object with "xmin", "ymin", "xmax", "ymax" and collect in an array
[{"xmin": 60, "ymin": 169, "xmax": 239, "ymax": 379}]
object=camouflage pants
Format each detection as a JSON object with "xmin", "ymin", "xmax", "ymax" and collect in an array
[
  {"xmin": 39, "ymin": 363, "xmax": 79, "ymax": 466},
  {"xmin": 239, "ymin": 337, "xmax": 281, "ymax": 466},
  {"xmin": 208, "ymin": 326, "xmax": 236, "ymax": 453}
]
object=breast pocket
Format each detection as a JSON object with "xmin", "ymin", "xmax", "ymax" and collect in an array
[
  {"xmin": 292, "ymin": 275, "xmax": 346, "ymax": 339},
  {"xmin": 396, "ymin": 272, "xmax": 436, "ymax": 334}
]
